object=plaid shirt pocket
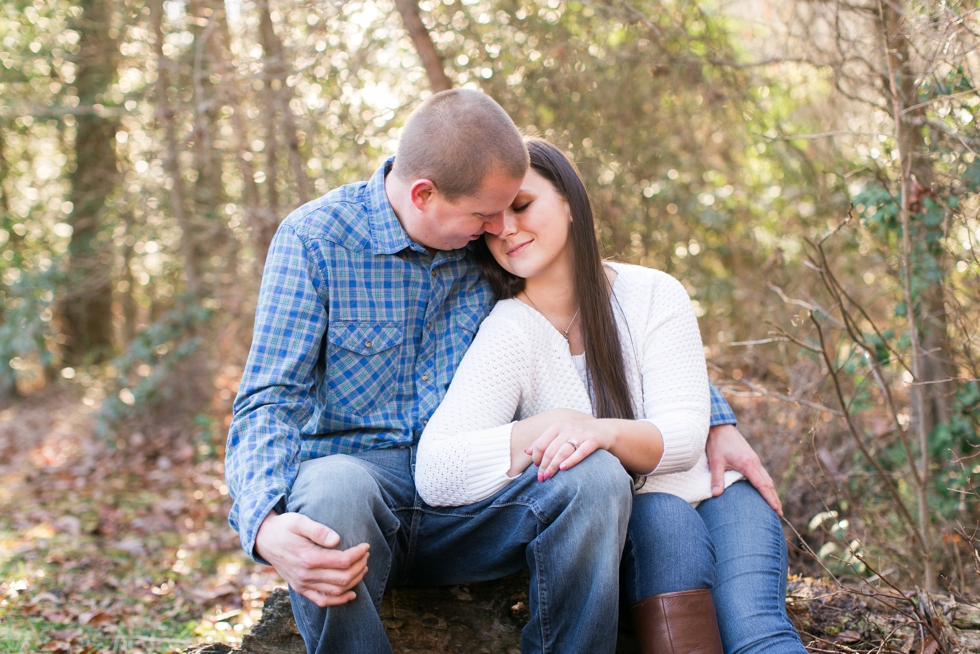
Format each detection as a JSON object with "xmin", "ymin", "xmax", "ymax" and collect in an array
[{"xmin": 326, "ymin": 321, "xmax": 404, "ymax": 416}]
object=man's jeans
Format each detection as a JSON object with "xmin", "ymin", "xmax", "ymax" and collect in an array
[
  {"xmin": 623, "ymin": 481, "xmax": 806, "ymax": 653},
  {"xmin": 286, "ymin": 446, "xmax": 633, "ymax": 654}
]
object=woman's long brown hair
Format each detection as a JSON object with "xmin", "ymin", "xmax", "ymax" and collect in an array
[{"xmin": 473, "ymin": 138, "xmax": 635, "ymax": 421}]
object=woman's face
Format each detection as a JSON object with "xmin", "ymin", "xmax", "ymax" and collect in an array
[{"xmin": 484, "ymin": 168, "xmax": 574, "ymax": 282}]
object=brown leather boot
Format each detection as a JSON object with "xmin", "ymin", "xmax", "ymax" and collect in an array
[{"xmin": 630, "ymin": 588, "xmax": 724, "ymax": 654}]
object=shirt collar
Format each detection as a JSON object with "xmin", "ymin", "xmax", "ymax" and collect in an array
[
  {"xmin": 367, "ymin": 158, "xmax": 417, "ymax": 256},
  {"xmin": 367, "ymin": 157, "xmax": 469, "ymax": 264}
]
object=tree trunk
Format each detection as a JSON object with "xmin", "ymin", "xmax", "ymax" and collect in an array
[
  {"xmin": 257, "ymin": 1, "xmax": 310, "ymax": 208},
  {"xmin": 151, "ymin": 0, "xmax": 201, "ymax": 298},
  {"xmin": 879, "ymin": 0, "xmax": 939, "ymax": 591},
  {"xmin": 882, "ymin": 4, "xmax": 953, "ymax": 438},
  {"xmin": 188, "ymin": 0, "xmax": 239, "ymax": 296},
  {"xmin": 394, "ymin": 0, "xmax": 452, "ymax": 92},
  {"xmin": 202, "ymin": 4, "xmax": 271, "ymax": 264},
  {"xmin": 0, "ymin": 125, "xmax": 19, "ymax": 401},
  {"xmin": 62, "ymin": 0, "xmax": 119, "ymax": 365}
]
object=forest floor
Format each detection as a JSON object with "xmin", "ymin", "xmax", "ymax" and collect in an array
[
  {"xmin": 0, "ymin": 384, "xmax": 274, "ymax": 653},
  {"xmin": 2, "ymin": 383, "xmax": 979, "ymax": 654}
]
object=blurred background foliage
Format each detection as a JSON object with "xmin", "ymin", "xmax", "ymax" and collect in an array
[{"xmin": 0, "ymin": 0, "xmax": 978, "ymax": 593}]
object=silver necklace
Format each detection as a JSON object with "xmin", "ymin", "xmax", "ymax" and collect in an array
[{"xmin": 523, "ymin": 291, "xmax": 580, "ymax": 342}]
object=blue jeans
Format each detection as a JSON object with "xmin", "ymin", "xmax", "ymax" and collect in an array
[
  {"xmin": 623, "ymin": 482, "xmax": 805, "ymax": 654},
  {"xmin": 286, "ymin": 446, "xmax": 633, "ymax": 654}
]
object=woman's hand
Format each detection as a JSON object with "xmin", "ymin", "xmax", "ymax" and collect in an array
[
  {"xmin": 511, "ymin": 410, "xmax": 663, "ymax": 481},
  {"xmin": 525, "ymin": 418, "xmax": 611, "ymax": 481}
]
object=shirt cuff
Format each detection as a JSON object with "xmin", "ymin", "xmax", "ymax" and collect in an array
[
  {"xmin": 709, "ymin": 385, "xmax": 738, "ymax": 427},
  {"xmin": 236, "ymin": 492, "xmax": 286, "ymax": 565},
  {"xmin": 464, "ymin": 422, "xmax": 516, "ymax": 501}
]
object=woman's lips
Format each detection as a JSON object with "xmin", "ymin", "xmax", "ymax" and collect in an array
[{"xmin": 507, "ymin": 240, "xmax": 532, "ymax": 256}]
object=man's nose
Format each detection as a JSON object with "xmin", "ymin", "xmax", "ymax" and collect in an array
[{"xmin": 482, "ymin": 212, "xmax": 505, "ymax": 235}]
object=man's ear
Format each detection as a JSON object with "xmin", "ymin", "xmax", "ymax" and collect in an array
[{"xmin": 409, "ymin": 179, "xmax": 437, "ymax": 211}]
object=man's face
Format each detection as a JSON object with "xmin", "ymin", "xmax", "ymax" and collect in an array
[{"xmin": 412, "ymin": 171, "xmax": 524, "ymax": 251}]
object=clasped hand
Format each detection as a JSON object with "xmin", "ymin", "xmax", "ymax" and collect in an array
[
  {"xmin": 524, "ymin": 416, "xmax": 609, "ymax": 481},
  {"xmin": 254, "ymin": 511, "xmax": 370, "ymax": 607}
]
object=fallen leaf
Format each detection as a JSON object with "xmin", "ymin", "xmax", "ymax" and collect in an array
[
  {"xmin": 78, "ymin": 610, "xmax": 115, "ymax": 626},
  {"xmin": 28, "ymin": 591, "xmax": 61, "ymax": 606},
  {"xmin": 921, "ymin": 637, "xmax": 939, "ymax": 654},
  {"xmin": 48, "ymin": 628, "xmax": 82, "ymax": 643},
  {"xmin": 54, "ymin": 515, "xmax": 81, "ymax": 535},
  {"xmin": 190, "ymin": 583, "xmax": 238, "ymax": 601},
  {"xmin": 836, "ymin": 630, "xmax": 861, "ymax": 643},
  {"xmin": 40, "ymin": 609, "xmax": 71, "ymax": 624},
  {"xmin": 40, "ymin": 641, "xmax": 71, "ymax": 653}
]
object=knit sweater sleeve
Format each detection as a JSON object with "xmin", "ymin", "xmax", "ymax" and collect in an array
[
  {"xmin": 416, "ymin": 309, "xmax": 529, "ymax": 507},
  {"xmin": 636, "ymin": 273, "xmax": 710, "ymax": 476}
]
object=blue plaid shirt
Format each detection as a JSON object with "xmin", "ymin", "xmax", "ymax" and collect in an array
[{"xmin": 226, "ymin": 159, "xmax": 737, "ymax": 559}]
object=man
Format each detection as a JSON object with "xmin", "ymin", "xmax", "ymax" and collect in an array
[{"xmin": 226, "ymin": 89, "xmax": 780, "ymax": 654}]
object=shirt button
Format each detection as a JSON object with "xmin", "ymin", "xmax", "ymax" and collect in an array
[
  {"xmin": 426, "ymin": 321, "xmax": 432, "ymax": 329},
  {"xmin": 421, "ymin": 374, "xmax": 430, "ymax": 382},
  {"xmin": 423, "ymin": 419, "xmax": 428, "ymax": 426},
  {"xmin": 431, "ymin": 270, "xmax": 437, "ymax": 277},
  {"xmin": 364, "ymin": 341, "xmax": 373, "ymax": 349}
]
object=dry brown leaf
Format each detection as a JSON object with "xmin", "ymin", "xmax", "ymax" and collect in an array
[
  {"xmin": 78, "ymin": 610, "xmax": 115, "ymax": 626},
  {"xmin": 836, "ymin": 630, "xmax": 861, "ymax": 642},
  {"xmin": 40, "ymin": 609, "xmax": 70, "ymax": 624},
  {"xmin": 190, "ymin": 583, "xmax": 239, "ymax": 601},
  {"xmin": 921, "ymin": 636, "xmax": 939, "ymax": 654},
  {"xmin": 48, "ymin": 627, "xmax": 82, "ymax": 643},
  {"xmin": 40, "ymin": 641, "xmax": 71, "ymax": 653},
  {"xmin": 27, "ymin": 591, "xmax": 62, "ymax": 606}
]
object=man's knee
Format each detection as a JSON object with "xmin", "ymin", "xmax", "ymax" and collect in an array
[{"xmin": 287, "ymin": 455, "xmax": 391, "ymax": 545}]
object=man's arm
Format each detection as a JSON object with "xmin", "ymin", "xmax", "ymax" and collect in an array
[
  {"xmin": 225, "ymin": 224, "xmax": 369, "ymax": 606},
  {"xmin": 706, "ymin": 387, "xmax": 783, "ymax": 516}
]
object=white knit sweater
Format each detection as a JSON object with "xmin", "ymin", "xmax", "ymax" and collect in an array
[{"xmin": 416, "ymin": 262, "xmax": 742, "ymax": 507}]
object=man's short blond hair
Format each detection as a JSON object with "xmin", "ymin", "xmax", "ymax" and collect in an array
[{"xmin": 393, "ymin": 89, "xmax": 528, "ymax": 200}]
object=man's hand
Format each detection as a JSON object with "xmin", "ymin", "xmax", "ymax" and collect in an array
[
  {"xmin": 255, "ymin": 511, "xmax": 370, "ymax": 607},
  {"xmin": 706, "ymin": 424, "xmax": 783, "ymax": 516}
]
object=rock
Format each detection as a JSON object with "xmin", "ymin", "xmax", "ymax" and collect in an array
[{"xmin": 185, "ymin": 572, "xmax": 638, "ymax": 654}]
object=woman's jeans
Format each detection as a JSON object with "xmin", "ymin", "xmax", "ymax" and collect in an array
[
  {"xmin": 286, "ymin": 446, "xmax": 633, "ymax": 654},
  {"xmin": 622, "ymin": 481, "xmax": 806, "ymax": 654}
]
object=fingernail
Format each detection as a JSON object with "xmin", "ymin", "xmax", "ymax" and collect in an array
[
  {"xmin": 537, "ymin": 473, "xmax": 544, "ymax": 482},
  {"xmin": 559, "ymin": 463, "xmax": 566, "ymax": 470},
  {"xmin": 524, "ymin": 448, "xmax": 532, "ymax": 455}
]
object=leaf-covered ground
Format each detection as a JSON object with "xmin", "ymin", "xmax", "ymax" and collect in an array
[
  {"xmin": 4, "ymin": 385, "xmax": 979, "ymax": 654},
  {"xmin": 0, "ymin": 385, "xmax": 278, "ymax": 653}
]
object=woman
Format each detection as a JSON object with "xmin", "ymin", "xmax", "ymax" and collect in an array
[{"xmin": 416, "ymin": 138, "xmax": 804, "ymax": 654}]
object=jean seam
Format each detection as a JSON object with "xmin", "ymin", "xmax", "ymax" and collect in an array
[{"xmin": 528, "ymin": 536, "xmax": 553, "ymax": 654}]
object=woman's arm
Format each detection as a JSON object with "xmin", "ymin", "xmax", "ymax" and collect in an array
[
  {"xmin": 636, "ymin": 272, "xmax": 711, "ymax": 476},
  {"xmin": 416, "ymin": 312, "xmax": 534, "ymax": 507}
]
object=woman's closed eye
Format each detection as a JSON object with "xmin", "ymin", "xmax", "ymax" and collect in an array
[{"xmin": 512, "ymin": 201, "xmax": 532, "ymax": 212}]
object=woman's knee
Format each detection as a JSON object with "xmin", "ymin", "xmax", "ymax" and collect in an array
[{"xmin": 623, "ymin": 493, "xmax": 715, "ymax": 601}]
